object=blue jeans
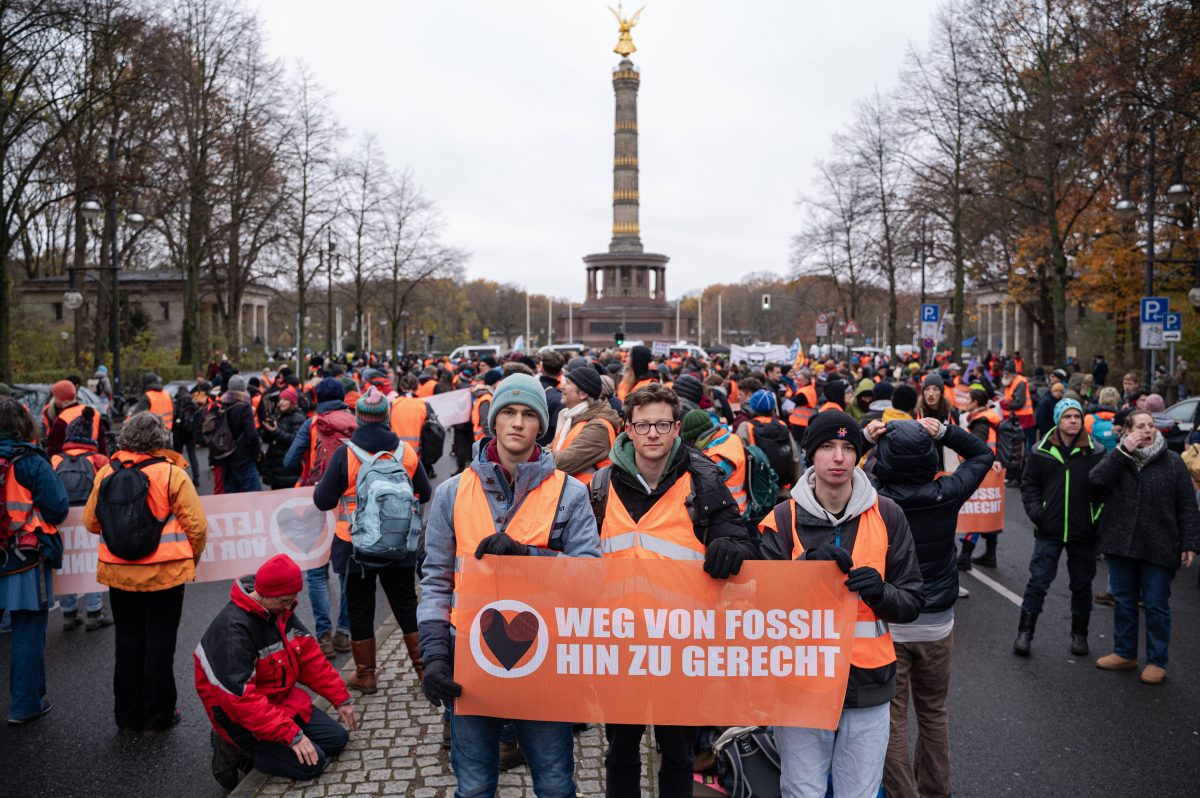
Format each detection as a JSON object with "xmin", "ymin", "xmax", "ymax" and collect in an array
[
  {"xmin": 222, "ymin": 460, "xmax": 263, "ymax": 493},
  {"xmin": 59, "ymin": 593, "xmax": 103, "ymax": 614},
  {"xmin": 1021, "ymin": 538, "xmax": 1096, "ymax": 616},
  {"xmin": 7, "ymin": 609, "xmax": 49, "ymax": 721},
  {"xmin": 449, "ymin": 706, "xmax": 576, "ymax": 797},
  {"xmin": 1107, "ymin": 555, "xmax": 1174, "ymax": 667},
  {"xmin": 305, "ymin": 566, "xmax": 349, "ymax": 638}
]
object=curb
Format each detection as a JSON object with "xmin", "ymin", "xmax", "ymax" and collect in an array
[{"xmin": 228, "ymin": 618, "xmax": 402, "ymax": 798}]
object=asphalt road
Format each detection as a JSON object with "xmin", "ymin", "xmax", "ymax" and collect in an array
[{"xmin": 2, "ymin": 447, "xmax": 1200, "ymax": 797}]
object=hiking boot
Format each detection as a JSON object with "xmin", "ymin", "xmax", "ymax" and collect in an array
[
  {"xmin": 347, "ymin": 638, "xmax": 378, "ymax": 694},
  {"xmin": 332, "ymin": 630, "xmax": 352, "ymax": 652},
  {"xmin": 85, "ymin": 610, "xmax": 114, "ymax": 631},
  {"xmin": 971, "ymin": 537, "xmax": 998, "ymax": 568},
  {"xmin": 1093, "ymin": 591, "xmax": 1115, "ymax": 607},
  {"xmin": 317, "ymin": 631, "xmax": 335, "ymax": 658},
  {"xmin": 403, "ymin": 632, "xmax": 425, "ymax": 681},
  {"xmin": 1140, "ymin": 664, "xmax": 1166, "ymax": 684},
  {"xmin": 62, "ymin": 611, "xmax": 83, "ymax": 632},
  {"xmin": 1096, "ymin": 653, "xmax": 1138, "ymax": 670},
  {"xmin": 1070, "ymin": 614, "xmax": 1089, "ymax": 656},
  {"xmin": 1013, "ymin": 611, "xmax": 1037, "ymax": 656},
  {"xmin": 211, "ymin": 730, "xmax": 250, "ymax": 791},
  {"xmin": 957, "ymin": 540, "xmax": 975, "ymax": 572},
  {"xmin": 499, "ymin": 740, "xmax": 526, "ymax": 771}
]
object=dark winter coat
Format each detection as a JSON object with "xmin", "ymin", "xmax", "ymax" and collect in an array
[
  {"xmin": 1088, "ymin": 438, "xmax": 1200, "ymax": 570},
  {"xmin": 1021, "ymin": 428, "xmax": 1105, "ymax": 544},
  {"xmin": 868, "ymin": 423, "xmax": 994, "ymax": 614},
  {"xmin": 537, "ymin": 374, "xmax": 564, "ymax": 448},
  {"xmin": 259, "ymin": 407, "xmax": 307, "ymax": 489},
  {"xmin": 220, "ymin": 398, "xmax": 262, "ymax": 470}
]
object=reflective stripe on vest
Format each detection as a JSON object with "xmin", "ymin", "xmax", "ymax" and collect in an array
[
  {"xmin": 336, "ymin": 441, "xmax": 418, "ymax": 542},
  {"xmin": 789, "ymin": 385, "xmax": 819, "ymax": 428},
  {"xmin": 448, "ymin": 468, "xmax": 566, "ymax": 628},
  {"xmin": 146, "ymin": 390, "xmax": 174, "ymax": 430},
  {"xmin": 705, "ymin": 433, "xmax": 747, "ymax": 515},
  {"xmin": 470, "ymin": 392, "xmax": 492, "ymax": 441},
  {"xmin": 762, "ymin": 499, "xmax": 895, "ymax": 669},
  {"xmin": 55, "ymin": 403, "xmax": 102, "ymax": 441},
  {"xmin": 95, "ymin": 453, "xmax": 193, "ymax": 565},
  {"xmin": 599, "ymin": 472, "xmax": 704, "ymax": 560},
  {"xmin": 551, "ymin": 416, "xmax": 617, "ymax": 487},
  {"xmin": 3, "ymin": 471, "xmax": 58, "ymax": 548},
  {"xmin": 389, "ymin": 397, "xmax": 427, "ymax": 452}
]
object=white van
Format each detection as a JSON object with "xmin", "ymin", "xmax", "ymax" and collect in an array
[
  {"xmin": 537, "ymin": 343, "xmax": 586, "ymax": 356},
  {"xmin": 448, "ymin": 345, "xmax": 502, "ymax": 361}
]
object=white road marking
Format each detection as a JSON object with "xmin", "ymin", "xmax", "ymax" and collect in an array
[{"xmin": 964, "ymin": 568, "xmax": 1023, "ymax": 607}]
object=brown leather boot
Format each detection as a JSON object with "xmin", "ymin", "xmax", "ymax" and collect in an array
[
  {"xmin": 403, "ymin": 632, "xmax": 425, "ymax": 681},
  {"xmin": 346, "ymin": 638, "xmax": 378, "ymax": 694}
]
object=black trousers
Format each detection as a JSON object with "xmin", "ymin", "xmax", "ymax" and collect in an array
[
  {"xmin": 247, "ymin": 707, "xmax": 348, "ymax": 781},
  {"xmin": 604, "ymin": 724, "xmax": 698, "ymax": 798},
  {"xmin": 345, "ymin": 564, "xmax": 418, "ymax": 640},
  {"xmin": 109, "ymin": 584, "xmax": 185, "ymax": 731},
  {"xmin": 453, "ymin": 426, "xmax": 474, "ymax": 474}
]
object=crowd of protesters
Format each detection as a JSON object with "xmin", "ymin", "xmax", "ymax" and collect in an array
[{"xmin": 0, "ymin": 340, "xmax": 1197, "ymax": 798}]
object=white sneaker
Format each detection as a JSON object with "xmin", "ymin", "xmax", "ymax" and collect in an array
[{"xmin": 958, "ymin": 586, "xmax": 971, "ymax": 598}]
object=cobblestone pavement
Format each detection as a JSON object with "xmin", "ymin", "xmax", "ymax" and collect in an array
[{"xmin": 234, "ymin": 621, "xmax": 654, "ymax": 798}]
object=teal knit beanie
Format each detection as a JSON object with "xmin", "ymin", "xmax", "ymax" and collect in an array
[{"xmin": 488, "ymin": 373, "xmax": 549, "ymax": 435}]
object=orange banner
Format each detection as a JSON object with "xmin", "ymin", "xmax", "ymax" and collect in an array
[
  {"xmin": 955, "ymin": 466, "xmax": 1006, "ymax": 534},
  {"xmin": 53, "ymin": 487, "xmax": 334, "ymax": 595},
  {"xmin": 453, "ymin": 558, "xmax": 858, "ymax": 729}
]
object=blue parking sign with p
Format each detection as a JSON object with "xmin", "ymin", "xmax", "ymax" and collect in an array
[
  {"xmin": 921, "ymin": 304, "xmax": 940, "ymax": 323},
  {"xmin": 1141, "ymin": 297, "xmax": 1168, "ymax": 324},
  {"xmin": 1165, "ymin": 312, "xmax": 1182, "ymax": 332}
]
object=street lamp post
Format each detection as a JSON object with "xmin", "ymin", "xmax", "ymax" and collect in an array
[
  {"xmin": 78, "ymin": 196, "xmax": 142, "ymax": 394},
  {"xmin": 325, "ymin": 233, "xmax": 339, "ymax": 355}
]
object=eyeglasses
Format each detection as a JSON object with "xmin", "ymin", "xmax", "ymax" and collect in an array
[{"xmin": 630, "ymin": 420, "xmax": 675, "ymax": 435}]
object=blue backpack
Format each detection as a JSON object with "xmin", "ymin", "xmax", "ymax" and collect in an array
[
  {"xmin": 346, "ymin": 441, "xmax": 421, "ymax": 561},
  {"xmin": 1089, "ymin": 413, "xmax": 1117, "ymax": 451}
]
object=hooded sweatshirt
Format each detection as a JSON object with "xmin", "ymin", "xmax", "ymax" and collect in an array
[{"xmin": 760, "ymin": 466, "xmax": 924, "ymax": 708}]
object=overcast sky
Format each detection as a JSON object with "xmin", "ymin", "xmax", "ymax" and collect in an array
[{"xmin": 255, "ymin": 0, "xmax": 943, "ymax": 303}]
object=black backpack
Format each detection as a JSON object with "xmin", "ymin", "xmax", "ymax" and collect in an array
[
  {"xmin": 54, "ymin": 452, "xmax": 97, "ymax": 506},
  {"xmin": 996, "ymin": 416, "xmax": 1026, "ymax": 477},
  {"xmin": 419, "ymin": 408, "xmax": 446, "ymax": 473},
  {"xmin": 202, "ymin": 404, "xmax": 239, "ymax": 461},
  {"xmin": 749, "ymin": 418, "xmax": 794, "ymax": 488},
  {"xmin": 714, "ymin": 726, "xmax": 782, "ymax": 798},
  {"xmin": 96, "ymin": 457, "xmax": 169, "ymax": 561}
]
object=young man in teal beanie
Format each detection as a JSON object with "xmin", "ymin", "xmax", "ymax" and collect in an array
[{"xmin": 418, "ymin": 373, "xmax": 600, "ymax": 795}]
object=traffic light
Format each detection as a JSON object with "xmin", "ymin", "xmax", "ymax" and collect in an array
[
  {"xmin": 614, "ymin": 329, "xmax": 625, "ymax": 346},
  {"xmin": 762, "ymin": 294, "xmax": 771, "ymax": 310}
]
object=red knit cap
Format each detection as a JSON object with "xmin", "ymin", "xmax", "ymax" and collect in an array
[
  {"xmin": 255, "ymin": 554, "xmax": 302, "ymax": 597},
  {"xmin": 51, "ymin": 380, "xmax": 76, "ymax": 403}
]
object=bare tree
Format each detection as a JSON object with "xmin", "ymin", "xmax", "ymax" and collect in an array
[{"xmin": 340, "ymin": 133, "xmax": 390, "ymax": 352}]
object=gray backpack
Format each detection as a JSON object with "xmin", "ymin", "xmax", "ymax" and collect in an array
[{"xmin": 346, "ymin": 441, "xmax": 421, "ymax": 561}]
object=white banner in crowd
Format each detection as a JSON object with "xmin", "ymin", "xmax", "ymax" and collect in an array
[
  {"xmin": 424, "ymin": 387, "xmax": 472, "ymax": 426},
  {"xmin": 54, "ymin": 487, "xmax": 335, "ymax": 595}
]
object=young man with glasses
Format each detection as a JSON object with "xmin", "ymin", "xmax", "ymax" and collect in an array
[{"xmin": 589, "ymin": 383, "xmax": 756, "ymax": 798}]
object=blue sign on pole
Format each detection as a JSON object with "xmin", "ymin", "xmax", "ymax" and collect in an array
[
  {"xmin": 1140, "ymin": 297, "xmax": 1169, "ymax": 324},
  {"xmin": 1165, "ymin": 312, "xmax": 1182, "ymax": 332},
  {"xmin": 921, "ymin": 304, "xmax": 940, "ymax": 323}
]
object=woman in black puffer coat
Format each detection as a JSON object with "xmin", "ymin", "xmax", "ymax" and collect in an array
[
  {"xmin": 1088, "ymin": 409, "xmax": 1200, "ymax": 684},
  {"xmin": 259, "ymin": 389, "xmax": 307, "ymax": 489}
]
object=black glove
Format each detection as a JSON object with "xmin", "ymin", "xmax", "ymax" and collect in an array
[
  {"xmin": 844, "ymin": 566, "xmax": 885, "ymax": 602},
  {"xmin": 703, "ymin": 537, "xmax": 746, "ymax": 579},
  {"xmin": 422, "ymin": 658, "xmax": 462, "ymax": 707},
  {"xmin": 474, "ymin": 532, "xmax": 530, "ymax": 559},
  {"xmin": 805, "ymin": 543, "xmax": 854, "ymax": 574}
]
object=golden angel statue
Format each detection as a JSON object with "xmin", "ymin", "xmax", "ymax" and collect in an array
[{"xmin": 609, "ymin": 4, "xmax": 645, "ymax": 57}]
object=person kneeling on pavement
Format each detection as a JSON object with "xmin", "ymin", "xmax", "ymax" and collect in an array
[{"xmin": 195, "ymin": 554, "xmax": 358, "ymax": 790}]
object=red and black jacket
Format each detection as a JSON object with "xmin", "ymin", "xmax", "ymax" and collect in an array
[{"xmin": 194, "ymin": 577, "xmax": 350, "ymax": 749}]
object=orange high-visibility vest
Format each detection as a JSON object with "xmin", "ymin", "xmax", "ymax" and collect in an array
[
  {"xmin": 599, "ymin": 472, "xmax": 704, "ymax": 560},
  {"xmin": 703, "ymin": 432, "xmax": 747, "ymax": 515},
  {"xmin": 788, "ymin": 384, "xmax": 819, "ymax": 429},
  {"xmin": 389, "ymin": 396, "xmax": 428, "ymax": 454},
  {"xmin": 1004, "ymin": 375, "xmax": 1034, "ymax": 420},
  {"xmin": 618, "ymin": 377, "xmax": 657, "ymax": 401},
  {"xmin": 817, "ymin": 401, "xmax": 841, "ymax": 414},
  {"xmin": 3, "ymin": 456, "xmax": 59, "ymax": 550},
  {"xmin": 95, "ymin": 453, "xmax": 192, "ymax": 566},
  {"xmin": 251, "ymin": 394, "xmax": 262, "ymax": 429},
  {"xmin": 967, "ymin": 408, "xmax": 1002, "ymax": 452},
  {"xmin": 761, "ymin": 500, "xmax": 894, "ymax": 670},
  {"xmin": 336, "ymin": 442, "xmax": 419, "ymax": 543},
  {"xmin": 470, "ymin": 392, "xmax": 492, "ymax": 441},
  {"xmin": 551, "ymin": 417, "xmax": 617, "ymax": 487},
  {"xmin": 449, "ymin": 468, "xmax": 567, "ymax": 628},
  {"xmin": 55, "ymin": 403, "xmax": 102, "ymax": 441},
  {"xmin": 146, "ymin": 389, "xmax": 174, "ymax": 431},
  {"xmin": 416, "ymin": 380, "xmax": 436, "ymax": 398},
  {"xmin": 1083, "ymin": 410, "xmax": 1115, "ymax": 436}
]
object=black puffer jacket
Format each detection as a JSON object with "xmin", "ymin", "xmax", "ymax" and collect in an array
[
  {"xmin": 868, "ymin": 422, "xmax": 994, "ymax": 614},
  {"xmin": 1020, "ymin": 428, "xmax": 1105, "ymax": 543},
  {"xmin": 1088, "ymin": 435, "xmax": 1200, "ymax": 570},
  {"xmin": 259, "ymin": 407, "xmax": 306, "ymax": 489}
]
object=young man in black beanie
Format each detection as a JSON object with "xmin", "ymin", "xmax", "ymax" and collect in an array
[{"xmin": 759, "ymin": 409, "xmax": 924, "ymax": 798}]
